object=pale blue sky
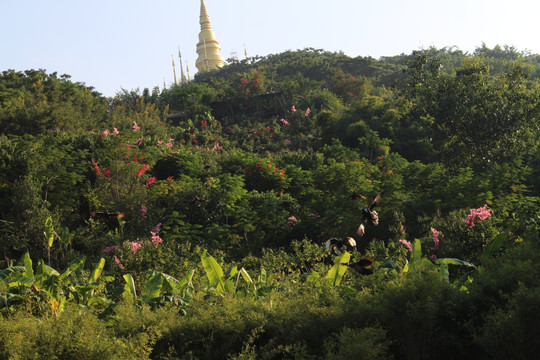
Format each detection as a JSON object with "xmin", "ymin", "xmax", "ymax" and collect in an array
[{"xmin": 2, "ymin": 0, "xmax": 538, "ymax": 97}]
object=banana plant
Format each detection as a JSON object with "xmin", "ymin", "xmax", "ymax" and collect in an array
[
  {"xmin": 401, "ymin": 239, "xmax": 475, "ymax": 282},
  {"xmin": 121, "ymin": 265, "xmax": 198, "ymax": 308},
  {"xmin": 1, "ymin": 253, "xmax": 112, "ymax": 316},
  {"xmin": 44, "ymin": 216, "xmax": 55, "ymax": 266},
  {"xmin": 200, "ymin": 250, "xmax": 255, "ymax": 296},
  {"xmin": 325, "ymin": 251, "xmax": 351, "ymax": 286}
]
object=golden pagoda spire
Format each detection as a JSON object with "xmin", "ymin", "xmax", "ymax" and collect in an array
[
  {"xmin": 171, "ymin": 55, "xmax": 178, "ymax": 85},
  {"xmin": 195, "ymin": 0, "xmax": 225, "ymax": 72},
  {"xmin": 178, "ymin": 47, "xmax": 187, "ymax": 84},
  {"xmin": 186, "ymin": 61, "xmax": 191, "ymax": 81}
]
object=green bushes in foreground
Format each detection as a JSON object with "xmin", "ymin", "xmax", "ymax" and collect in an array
[{"xmin": 1, "ymin": 236, "xmax": 539, "ymax": 359}]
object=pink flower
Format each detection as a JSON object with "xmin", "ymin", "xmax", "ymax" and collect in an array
[
  {"xmin": 166, "ymin": 142, "xmax": 173, "ymax": 148},
  {"xmin": 113, "ymin": 128, "xmax": 119, "ymax": 135},
  {"xmin": 307, "ymin": 212, "xmax": 320, "ymax": 219},
  {"xmin": 464, "ymin": 205, "xmax": 492, "ymax": 228},
  {"xmin": 103, "ymin": 168, "xmax": 111, "ymax": 178},
  {"xmin": 104, "ymin": 245, "xmax": 120, "ymax": 253},
  {"xmin": 212, "ymin": 142, "xmax": 222, "ymax": 151},
  {"xmin": 146, "ymin": 176, "xmax": 157, "ymax": 188},
  {"xmin": 430, "ymin": 227, "xmax": 440, "ymax": 250},
  {"xmin": 140, "ymin": 205, "xmax": 147, "ymax": 220},
  {"xmin": 150, "ymin": 230, "xmax": 162, "ymax": 248},
  {"xmin": 291, "ymin": 106, "xmax": 297, "ymax": 112},
  {"xmin": 399, "ymin": 239, "xmax": 413, "ymax": 253},
  {"xmin": 280, "ymin": 118, "xmax": 289, "ymax": 125},
  {"xmin": 400, "ymin": 224, "xmax": 406, "ymax": 234},
  {"xmin": 287, "ymin": 216, "xmax": 297, "ymax": 226},
  {"xmin": 130, "ymin": 241, "xmax": 142, "ymax": 254},
  {"xmin": 93, "ymin": 162, "xmax": 100, "ymax": 175},
  {"xmin": 305, "ymin": 107, "xmax": 311, "ymax": 117},
  {"xmin": 132, "ymin": 121, "xmax": 140, "ymax": 132},
  {"xmin": 103, "ymin": 129, "xmax": 109, "ymax": 137},
  {"xmin": 156, "ymin": 140, "xmax": 163, "ymax": 146},
  {"xmin": 431, "ymin": 254, "xmax": 438, "ymax": 261},
  {"xmin": 114, "ymin": 255, "xmax": 124, "ymax": 271},
  {"xmin": 285, "ymin": 139, "xmax": 292, "ymax": 145}
]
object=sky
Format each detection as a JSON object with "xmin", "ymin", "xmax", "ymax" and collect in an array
[{"xmin": 2, "ymin": 0, "xmax": 539, "ymax": 97}]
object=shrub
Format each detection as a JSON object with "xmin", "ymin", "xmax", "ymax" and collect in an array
[{"xmin": 0, "ymin": 306, "xmax": 150, "ymax": 360}]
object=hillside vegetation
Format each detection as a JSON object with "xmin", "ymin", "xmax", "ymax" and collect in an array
[{"xmin": 1, "ymin": 45, "xmax": 540, "ymax": 359}]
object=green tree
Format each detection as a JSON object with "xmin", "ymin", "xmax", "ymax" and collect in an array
[{"xmin": 404, "ymin": 53, "xmax": 540, "ymax": 170}]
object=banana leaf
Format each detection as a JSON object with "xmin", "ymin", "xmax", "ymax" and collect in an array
[
  {"xmin": 160, "ymin": 273, "xmax": 181, "ymax": 295},
  {"xmin": 123, "ymin": 274, "xmax": 137, "ymax": 299},
  {"xmin": 409, "ymin": 239, "xmax": 422, "ymax": 272},
  {"xmin": 21, "ymin": 252, "xmax": 33, "ymax": 280},
  {"xmin": 44, "ymin": 216, "xmax": 55, "ymax": 248},
  {"xmin": 435, "ymin": 258, "xmax": 475, "ymax": 267},
  {"xmin": 200, "ymin": 250, "xmax": 225, "ymax": 293},
  {"xmin": 88, "ymin": 258, "xmax": 105, "ymax": 283},
  {"xmin": 482, "ymin": 229, "xmax": 510, "ymax": 262},
  {"xmin": 142, "ymin": 272, "xmax": 164, "ymax": 301},
  {"xmin": 0, "ymin": 266, "xmax": 26, "ymax": 282},
  {"xmin": 325, "ymin": 251, "xmax": 351, "ymax": 286}
]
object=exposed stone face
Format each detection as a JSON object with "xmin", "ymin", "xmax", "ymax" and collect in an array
[{"xmin": 195, "ymin": 0, "xmax": 225, "ymax": 72}]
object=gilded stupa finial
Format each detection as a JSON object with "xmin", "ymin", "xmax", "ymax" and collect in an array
[
  {"xmin": 171, "ymin": 55, "xmax": 178, "ymax": 85},
  {"xmin": 178, "ymin": 47, "xmax": 187, "ymax": 84},
  {"xmin": 195, "ymin": 0, "xmax": 225, "ymax": 72}
]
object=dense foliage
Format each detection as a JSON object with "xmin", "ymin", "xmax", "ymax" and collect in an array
[{"xmin": 1, "ymin": 45, "xmax": 540, "ymax": 359}]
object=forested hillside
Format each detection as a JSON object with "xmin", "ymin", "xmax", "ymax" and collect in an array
[{"xmin": 1, "ymin": 45, "xmax": 540, "ymax": 359}]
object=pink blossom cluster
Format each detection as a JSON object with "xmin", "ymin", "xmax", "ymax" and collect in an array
[
  {"xmin": 464, "ymin": 205, "xmax": 492, "ymax": 228},
  {"xmin": 399, "ymin": 239, "xmax": 412, "ymax": 253},
  {"xmin": 211, "ymin": 141, "xmax": 222, "ymax": 151},
  {"xmin": 114, "ymin": 255, "xmax": 124, "ymax": 271},
  {"xmin": 430, "ymin": 227, "xmax": 440, "ymax": 250},
  {"xmin": 140, "ymin": 205, "xmax": 147, "ymax": 220},
  {"xmin": 130, "ymin": 241, "xmax": 142, "ymax": 254},
  {"xmin": 103, "ymin": 128, "xmax": 120, "ymax": 137},
  {"xmin": 287, "ymin": 216, "xmax": 297, "ymax": 227},
  {"xmin": 151, "ymin": 223, "xmax": 162, "ymax": 248},
  {"xmin": 430, "ymin": 227, "xmax": 440, "ymax": 260},
  {"xmin": 104, "ymin": 245, "xmax": 120, "ymax": 253}
]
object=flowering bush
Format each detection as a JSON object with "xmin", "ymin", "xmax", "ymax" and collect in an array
[{"xmin": 464, "ymin": 205, "xmax": 492, "ymax": 228}]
